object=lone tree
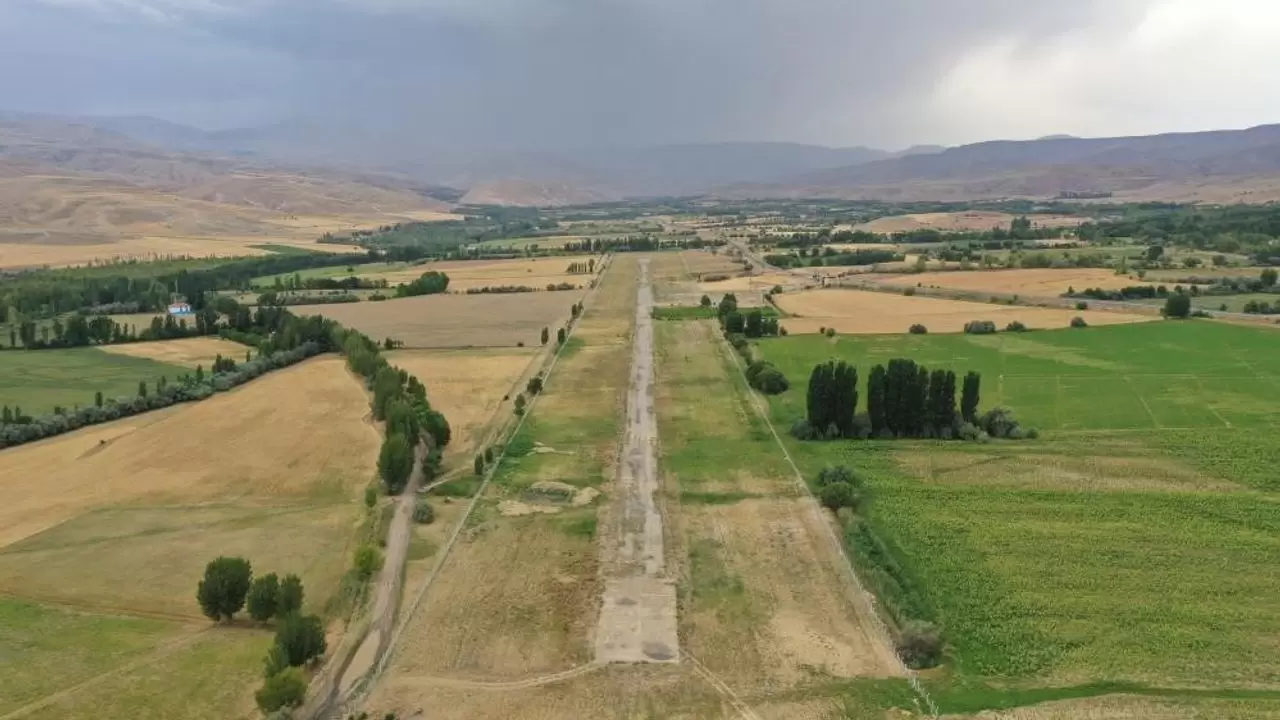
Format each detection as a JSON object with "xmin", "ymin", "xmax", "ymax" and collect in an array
[
  {"xmin": 556, "ymin": 328, "xmax": 566, "ymax": 345},
  {"xmin": 1163, "ymin": 292, "xmax": 1192, "ymax": 319},
  {"xmin": 474, "ymin": 454, "xmax": 485, "ymax": 476},
  {"xmin": 196, "ymin": 556, "xmax": 253, "ymax": 622},
  {"xmin": 1262, "ymin": 268, "xmax": 1278, "ymax": 287},
  {"xmin": 541, "ymin": 326, "xmax": 550, "ymax": 345},
  {"xmin": 276, "ymin": 574, "xmax": 304, "ymax": 616},
  {"xmin": 378, "ymin": 434, "xmax": 414, "ymax": 494},
  {"xmin": 247, "ymin": 572, "xmax": 280, "ymax": 622},
  {"xmin": 699, "ymin": 294, "xmax": 712, "ymax": 308},
  {"xmin": 961, "ymin": 371, "xmax": 981, "ymax": 423}
]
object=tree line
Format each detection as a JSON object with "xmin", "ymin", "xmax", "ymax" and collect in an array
[
  {"xmin": 4, "ymin": 308, "xmax": 220, "ymax": 350},
  {"xmin": 792, "ymin": 358, "xmax": 1034, "ymax": 441}
]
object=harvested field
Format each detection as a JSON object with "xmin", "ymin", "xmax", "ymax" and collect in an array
[
  {"xmin": 0, "ymin": 356, "xmax": 377, "ymax": 555},
  {"xmin": 0, "ymin": 355, "xmax": 379, "ymax": 718},
  {"xmin": 774, "ymin": 288, "xmax": 1152, "ymax": 334},
  {"xmin": 368, "ymin": 255, "xmax": 599, "ymax": 287},
  {"xmin": 853, "ymin": 211, "xmax": 1083, "ymax": 234},
  {"xmin": 293, "ymin": 290, "xmax": 583, "ymax": 348},
  {"xmin": 387, "ymin": 347, "xmax": 539, "ymax": 463},
  {"xmin": 864, "ymin": 268, "xmax": 1153, "ymax": 297},
  {"xmin": 96, "ymin": 336, "xmax": 253, "ymax": 368}
]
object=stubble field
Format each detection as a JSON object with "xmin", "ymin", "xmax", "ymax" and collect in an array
[
  {"xmin": 851, "ymin": 211, "xmax": 1084, "ymax": 234},
  {"xmin": 774, "ymin": 288, "xmax": 1151, "ymax": 335},
  {"xmin": 96, "ymin": 336, "xmax": 255, "ymax": 367},
  {"xmin": 293, "ymin": 289, "xmax": 585, "ymax": 348},
  {"xmin": 862, "ymin": 268, "xmax": 1154, "ymax": 297},
  {"xmin": 0, "ymin": 356, "xmax": 380, "ymax": 718}
]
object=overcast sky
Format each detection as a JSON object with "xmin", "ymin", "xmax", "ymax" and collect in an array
[{"xmin": 3, "ymin": 0, "xmax": 1279, "ymax": 150}]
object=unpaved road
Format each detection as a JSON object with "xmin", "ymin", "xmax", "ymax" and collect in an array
[
  {"xmin": 594, "ymin": 258, "xmax": 679, "ymax": 664},
  {"xmin": 303, "ymin": 444, "xmax": 425, "ymax": 718}
]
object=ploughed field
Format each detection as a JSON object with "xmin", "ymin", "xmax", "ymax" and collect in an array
[{"xmin": 752, "ymin": 319, "xmax": 1280, "ymax": 707}]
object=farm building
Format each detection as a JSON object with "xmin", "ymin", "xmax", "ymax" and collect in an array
[{"xmin": 167, "ymin": 302, "xmax": 193, "ymax": 316}]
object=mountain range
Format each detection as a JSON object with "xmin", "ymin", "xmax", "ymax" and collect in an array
[{"xmin": 5, "ymin": 110, "xmax": 1280, "ymax": 207}]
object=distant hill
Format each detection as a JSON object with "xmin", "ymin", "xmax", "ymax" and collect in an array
[
  {"xmin": 725, "ymin": 125, "xmax": 1280, "ymax": 202},
  {"xmin": 459, "ymin": 179, "xmax": 619, "ymax": 207}
]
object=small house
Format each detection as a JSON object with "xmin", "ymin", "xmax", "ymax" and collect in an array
[{"xmin": 167, "ymin": 302, "xmax": 193, "ymax": 316}]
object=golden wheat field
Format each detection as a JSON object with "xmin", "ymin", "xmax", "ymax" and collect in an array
[
  {"xmin": 364, "ymin": 255, "xmax": 600, "ymax": 288},
  {"xmin": 863, "ymin": 268, "xmax": 1154, "ymax": 297},
  {"xmin": 0, "ymin": 356, "xmax": 377, "ymax": 551},
  {"xmin": 387, "ymin": 347, "xmax": 540, "ymax": 462},
  {"xmin": 775, "ymin": 289, "xmax": 1152, "ymax": 335},
  {"xmin": 96, "ymin": 337, "xmax": 255, "ymax": 368},
  {"xmin": 294, "ymin": 291, "xmax": 584, "ymax": 348}
]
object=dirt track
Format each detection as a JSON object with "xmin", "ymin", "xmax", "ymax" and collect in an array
[{"xmin": 594, "ymin": 258, "xmax": 679, "ymax": 664}]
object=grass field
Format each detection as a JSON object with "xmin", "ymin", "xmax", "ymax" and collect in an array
[
  {"xmin": 750, "ymin": 320, "xmax": 1280, "ymax": 711},
  {"xmin": 0, "ymin": 347, "xmax": 188, "ymax": 415},
  {"xmin": 0, "ymin": 356, "xmax": 380, "ymax": 717},
  {"xmin": 774, "ymin": 288, "xmax": 1152, "ymax": 335},
  {"xmin": 293, "ymin": 290, "xmax": 584, "ymax": 348}
]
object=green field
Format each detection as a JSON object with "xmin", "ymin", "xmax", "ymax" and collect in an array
[
  {"xmin": 1131, "ymin": 292, "xmax": 1280, "ymax": 314},
  {"xmin": 0, "ymin": 348, "xmax": 189, "ymax": 415},
  {"xmin": 750, "ymin": 320, "xmax": 1280, "ymax": 708},
  {"xmin": 250, "ymin": 260, "xmax": 405, "ymax": 287},
  {"xmin": 652, "ymin": 305, "xmax": 779, "ymax": 321}
]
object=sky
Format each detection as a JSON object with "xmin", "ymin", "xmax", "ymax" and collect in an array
[{"xmin": 2, "ymin": 0, "xmax": 1280, "ymax": 150}]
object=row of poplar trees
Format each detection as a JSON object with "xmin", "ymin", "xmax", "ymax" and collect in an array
[{"xmin": 806, "ymin": 359, "xmax": 981, "ymax": 439}]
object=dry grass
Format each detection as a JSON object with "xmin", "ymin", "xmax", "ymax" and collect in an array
[
  {"xmin": 365, "ymin": 255, "xmax": 599, "ymax": 287},
  {"xmin": 294, "ymin": 291, "xmax": 584, "ymax": 348},
  {"xmin": 387, "ymin": 347, "xmax": 540, "ymax": 463},
  {"xmin": 775, "ymin": 289, "xmax": 1153, "ymax": 334},
  {"xmin": 0, "ymin": 356, "xmax": 377, "ymax": 551},
  {"xmin": 895, "ymin": 450, "xmax": 1240, "ymax": 493},
  {"xmin": 852, "ymin": 211, "xmax": 1083, "ymax": 234},
  {"xmin": 939, "ymin": 693, "xmax": 1269, "ymax": 719},
  {"xmin": 864, "ymin": 268, "xmax": 1155, "ymax": 297},
  {"xmin": 96, "ymin": 336, "xmax": 254, "ymax": 368}
]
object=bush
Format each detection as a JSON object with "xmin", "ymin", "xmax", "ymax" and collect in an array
[
  {"xmin": 896, "ymin": 621, "xmax": 944, "ymax": 669},
  {"xmin": 276, "ymin": 574, "xmax": 304, "ymax": 616},
  {"xmin": 956, "ymin": 421, "xmax": 980, "ymax": 441},
  {"xmin": 818, "ymin": 482, "xmax": 860, "ymax": 511},
  {"xmin": 789, "ymin": 419, "xmax": 817, "ymax": 441},
  {"xmin": 256, "ymin": 667, "xmax": 308, "ymax": 713},
  {"xmin": 963, "ymin": 320, "xmax": 997, "ymax": 335},
  {"xmin": 824, "ymin": 327, "xmax": 836, "ymax": 338},
  {"xmin": 754, "ymin": 367, "xmax": 789, "ymax": 394},
  {"xmin": 1163, "ymin": 292, "xmax": 1192, "ymax": 319},
  {"xmin": 354, "ymin": 545, "xmax": 383, "ymax": 581},
  {"xmin": 1004, "ymin": 321, "xmax": 1027, "ymax": 332},
  {"xmin": 816, "ymin": 465, "xmax": 859, "ymax": 488},
  {"xmin": 908, "ymin": 324, "xmax": 927, "ymax": 334},
  {"xmin": 903, "ymin": 287, "xmax": 916, "ymax": 296},
  {"xmin": 1069, "ymin": 316, "xmax": 1088, "ymax": 328},
  {"xmin": 1075, "ymin": 300, "xmax": 1089, "ymax": 310},
  {"xmin": 413, "ymin": 500, "xmax": 435, "ymax": 524}
]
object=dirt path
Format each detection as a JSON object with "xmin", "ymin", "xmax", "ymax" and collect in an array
[
  {"xmin": 303, "ymin": 443, "xmax": 426, "ymax": 717},
  {"xmin": 594, "ymin": 258, "xmax": 679, "ymax": 664}
]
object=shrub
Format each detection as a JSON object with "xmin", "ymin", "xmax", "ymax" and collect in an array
[
  {"xmin": 1004, "ymin": 321, "xmax": 1027, "ymax": 332},
  {"xmin": 1070, "ymin": 316, "xmax": 1088, "ymax": 328},
  {"xmin": 903, "ymin": 287, "xmax": 916, "ymax": 296},
  {"xmin": 896, "ymin": 621, "xmax": 944, "ymax": 669},
  {"xmin": 956, "ymin": 421, "xmax": 980, "ymax": 441},
  {"xmin": 413, "ymin": 500, "xmax": 435, "ymax": 525},
  {"xmin": 256, "ymin": 667, "xmax": 308, "ymax": 713},
  {"xmin": 908, "ymin": 324, "xmax": 928, "ymax": 334},
  {"xmin": 754, "ymin": 367, "xmax": 789, "ymax": 394},
  {"xmin": 789, "ymin": 419, "xmax": 817, "ymax": 441},
  {"xmin": 818, "ymin": 482, "xmax": 860, "ymax": 511},
  {"xmin": 363, "ymin": 486, "xmax": 377, "ymax": 509},
  {"xmin": 1163, "ymin": 292, "xmax": 1192, "ymax": 319},
  {"xmin": 824, "ymin": 327, "xmax": 836, "ymax": 338},
  {"xmin": 1075, "ymin": 301, "xmax": 1088, "ymax": 310},
  {"xmin": 963, "ymin": 320, "xmax": 997, "ymax": 335},
  {"xmin": 354, "ymin": 545, "xmax": 383, "ymax": 581},
  {"xmin": 816, "ymin": 465, "xmax": 859, "ymax": 488}
]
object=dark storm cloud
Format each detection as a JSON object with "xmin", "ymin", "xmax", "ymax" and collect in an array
[{"xmin": 5, "ymin": 0, "xmax": 1276, "ymax": 148}]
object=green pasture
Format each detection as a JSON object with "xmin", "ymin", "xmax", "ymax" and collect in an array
[
  {"xmin": 250, "ymin": 260, "xmax": 405, "ymax": 287},
  {"xmin": 0, "ymin": 348, "xmax": 189, "ymax": 416},
  {"xmin": 749, "ymin": 319, "xmax": 1280, "ymax": 699},
  {"xmin": 757, "ymin": 320, "xmax": 1280, "ymax": 432}
]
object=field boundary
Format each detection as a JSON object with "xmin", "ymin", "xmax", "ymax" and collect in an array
[
  {"xmin": 325, "ymin": 253, "xmax": 619, "ymax": 717},
  {"xmin": 712, "ymin": 326, "xmax": 937, "ymax": 717}
]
